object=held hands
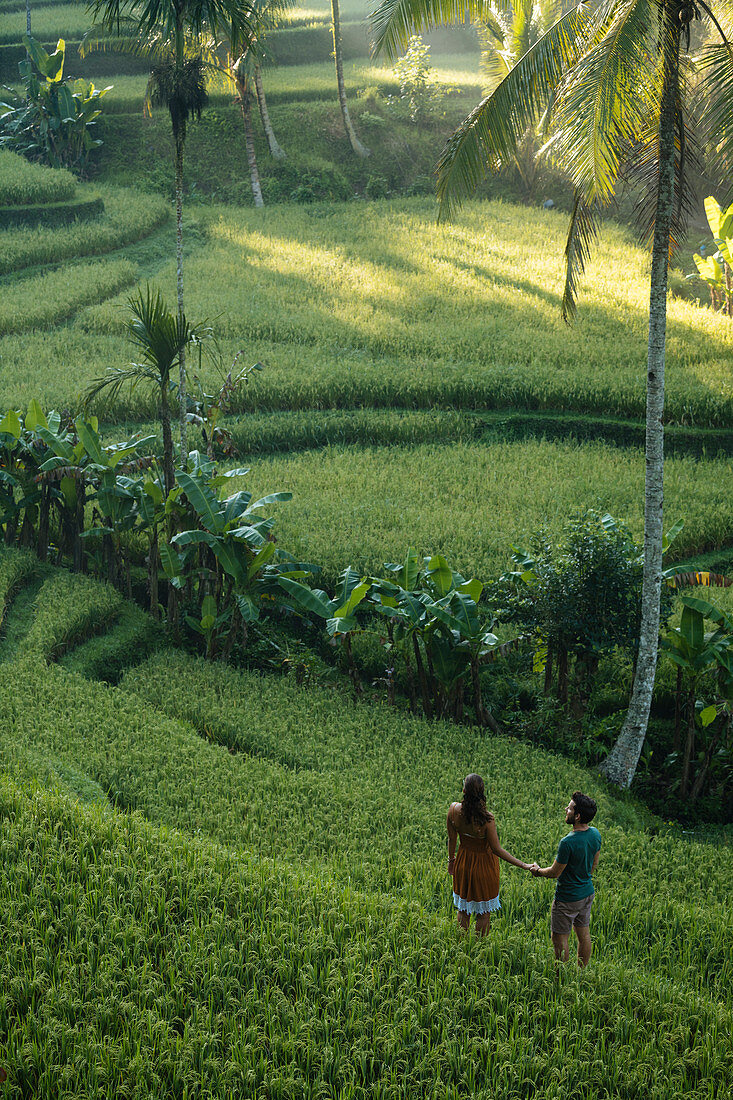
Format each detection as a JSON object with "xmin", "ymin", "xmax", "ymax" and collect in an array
[{"xmin": 528, "ymin": 862, "xmax": 541, "ymax": 876}]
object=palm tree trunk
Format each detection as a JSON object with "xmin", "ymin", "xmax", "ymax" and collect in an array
[
  {"xmin": 600, "ymin": 10, "xmax": 680, "ymax": 789},
  {"xmin": 254, "ymin": 63, "xmax": 285, "ymax": 159},
  {"xmin": 175, "ymin": 126, "xmax": 188, "ymax": 468},
  {"xmin": 160, "ymin": 384, "xmax": 175, "ymax": 498},
  {"xmin": 330, "ymin": 0, "xmax": 369, "ymax": 157},
  {"xmin": 237, "ymin": 74, "xmax": 264, "ymax": 208}
]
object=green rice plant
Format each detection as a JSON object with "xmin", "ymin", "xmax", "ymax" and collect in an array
[
  {"xmin": 0, "ymin": 769, "xmax": 728, "ymax": 1099},
  {"xmin": 0, "ymin": 186, "xmax": 168, "ymax": 275},
  {"xmin": 0, "ymin": 148, "xmax": 76, "ymax": 205},
  {"xmin": 74, "ymin": 199, "xmax": 733, "ymax": 427},
  {"xmin": 2, "ymin": 655, "xmax": 732, "ymax": 997},
  {"xmin": 21, "ymin": 572, "xmax": 124, "ymax": 661},
  {"xmin": 221, "ymin": 407, "xmax": 483, "ymax": 452},
  {"xmin": 0, "ymin": 546, "xmax": 37, "ymax": 622},
  {"xmin": 58, "ymin": 601, "xmax": 165, "ymax": 681},
  {"xmin": 0, "ymin": 257, "xmax": 137, "ymax": 335},
  {"xmin": 230, "ymin": 440, "xmax": 733, "ymax": 584},
  {"xmin": 0, "ymin": 4, "xmax": 92, "ymax": 45}
]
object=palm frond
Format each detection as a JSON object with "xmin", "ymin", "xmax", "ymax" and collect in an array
[
  {"xmin": 147, "ymin": 56, "xmax": 209, "ymax": 135},
  {"xmin": 561, "ymin": 192, "xmax": 600, "ymax": 322},
  {"xmin": 83, "ymin": 366, "xmax": 159, "ymax": 413},
  {"xmin": 510, "ymin": 0, "xmax": 534, "ymax": 62},
  {"xmin": 125, "ymin": 285, "xmax": 198, "ymax": 375},
  {"xmin": 436, "ymin": 1, "xmax": 592, "ymax": 219},
  {"xmin": 626, "ymin": 63, "xmax": 700, "ymax": 258},
  {"xmin": 370, "ymin": 0, "xmax": 501, "ymax": 60},
  {"xmin": 698, "ymin": 38, "xmax": 733, "ymax": 177},
  {"xmin": 548, "ymin": 0, "xmax": 659, "ymax": 205},
  {"xmin": 86, "ymin": 0, "xmax": 257, "ymax": 53}
]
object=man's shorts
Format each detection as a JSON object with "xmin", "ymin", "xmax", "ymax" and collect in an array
[{"xmin": 551, "ymin": 893, "xmax": 594, "ymax": 936}]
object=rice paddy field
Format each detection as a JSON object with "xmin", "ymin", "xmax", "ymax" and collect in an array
[
  {"xmin": 1, "ymin": 1, "xmax": 733, "ymax": 1095},
  {"xmin": 0, "ymin": 555, "xmax": 732, "ymax": 1098}
]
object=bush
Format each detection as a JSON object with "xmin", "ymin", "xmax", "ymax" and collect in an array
[
  {"xmin": 365, "ymin": 175, "xmax": 389, "ymax": 199},
  {"xmin": 262, "ymin": 156, "xmax": 351, "ymax": 204}
]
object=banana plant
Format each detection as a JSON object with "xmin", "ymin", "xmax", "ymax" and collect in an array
[
  {"xmin": 165, "ymin": 453, "xmax": 303, "ymax": 658},
  {"xmin": 686, "ymin": 196, "xmax": 733, "ymax": 315},
  {"xmin": 0, "ymin": 407, "xmax": 42, "ymax": 551},
  {"xmin": 371, "ymin": 549, "xmax": 499, "ymax": 722},
  {"xmin": 661, "ymin": 595, "xmax": 733, "ymax": 799},
  {"xmin": 0, "ymin": 37, "xmax": 110, "ymax": 168},
  {"xmin": 278, "ymin": 567, "xmax": 373, "ymax": 694}
]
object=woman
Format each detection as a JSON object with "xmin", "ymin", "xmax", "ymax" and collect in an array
[{"xmin": 447, "ymin": 773, "xmax": 532, "ymax": 935}]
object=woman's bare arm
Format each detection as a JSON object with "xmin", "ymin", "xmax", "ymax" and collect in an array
[
  {"xmin": 446, "ymin": 805, "xmax": 458, "ymax": 868},
  {"xmin": 486, "ymin": 819, "xmax": 531, "ymax": 870}
]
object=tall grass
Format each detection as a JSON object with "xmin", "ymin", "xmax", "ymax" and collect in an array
[
  {"xmin": 230, "ymin": 439, "xmax": 733, "ymax": 582},
  {"xmin": 0, "ymin": 258, "xmax": 137, "ymax": 335},
  {"xmin": 1, "ymin": 768, "xmax": 729, "ymax": 1099},
  {"xmin": 73, "ymin": 199, "xmax": 733, "ymax": 426},
  {"xmin": 0, "ymin": 551, "xmax": 730, "ymax": 1097},
  {"xmin": 0, "ymin": 3, "xmax": 91, "ymax": 44},
  {"xmin": 0, "ymin": 187, "xmax": 169, "ymax": 275},
  {"xmin": 101, "ymin": 57, "xmax": 481, "ymax": 114},
  {"xmin": 0, "ymin": 149, "xmax": 77, "ymax": 206}
]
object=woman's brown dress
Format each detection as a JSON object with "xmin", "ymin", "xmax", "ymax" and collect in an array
[{"xmin": 451, "ymin": 808, "xmax": 501, "ymax": 915}]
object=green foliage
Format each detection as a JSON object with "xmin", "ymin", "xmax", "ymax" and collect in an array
[
  {"xmin": 0, "ymin": 193, "xmax": 105, "ymax": 228},
  {"xmin": 0, "ymin": 546, "xmax": 37, "ymax": 617},
  {"xmin": 0, "ymin": 4, "xmax": 92, "ymax": 46},
  {"xmin": 0, "ymin": 36, "xmax": 111, "ymax": 169},
  {"xmin": 0, "ymin": 650, "xmax": 731, "ymax": 1097},
  {"xmin": 59, "ymin": 600, "xmax": 164, "ymax": 681},
  {"xmin": 262, "ymin": 155, "xmax": 351, "ymax": 203},
  {"xmin": 0, "ymin": 148, "xmax": 76, "ymax": 205},
  {"xmin": 390, "ymin": 35, "xmax": 454, "ymax": 121},
  {"xmin": 68, "ymin": 200, "xmax": 733, "ymax": 428},
  {"xmin": 687, "ymin": 196, "xmax": 733, "ymax": 315}
]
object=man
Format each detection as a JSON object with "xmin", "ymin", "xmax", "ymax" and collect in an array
[{"xmin": 530, "ymin": 792, "xmax": 601, "ymax": 967}]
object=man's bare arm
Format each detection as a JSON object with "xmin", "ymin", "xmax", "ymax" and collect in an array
[{"xmin": 532, "ymin": 860, "xmax": 567, "ymax": 879}]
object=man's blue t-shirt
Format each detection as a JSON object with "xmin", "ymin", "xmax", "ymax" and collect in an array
[{"xmin": 555, "ymin": 826, "xmax": 601, "ymax": 901}]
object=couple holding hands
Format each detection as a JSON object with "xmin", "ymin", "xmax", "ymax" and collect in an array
[{"xmin": 447, "ymin": 775, "xmax": 601, "ymax": 966}]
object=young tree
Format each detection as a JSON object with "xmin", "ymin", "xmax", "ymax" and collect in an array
[
  {"xmin": 371, "ymin": 0, "xmax": 728, "ymax": 787},
  {"xmin": 84, "ymin": 285, "xmax": 210, "ymax": 497}
]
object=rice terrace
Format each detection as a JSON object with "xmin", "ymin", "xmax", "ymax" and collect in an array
[{"xmin": 0, "ymin": 0, "xmax": 732, "ymax": 1094}]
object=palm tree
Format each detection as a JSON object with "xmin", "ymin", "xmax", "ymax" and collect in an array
[
  {"xmin": 84, "ymin": 285, "xmax": 209, "ymax": 497},
  {"xmin": 371, "ymin": 0, "xmax": 730, "ymax": 787},
  {"xmin": 85, "ymin": 0, "xmax": 257, "ymax": 466},
  {"xmin": 253, "ymin": 60, "xmax": 285, "ymax": 159},
  {"xmin": 475, "ymin": 0, "xmax": 563, "ymax": 194},
  {"xmin": 223, "ymin": 0, "xmax": 295, "ymax": 205},
  {"xmin": 230, "ymin": 53, "xmax": 265, "ymax": 206},
  {"xmin": 332, "ymin": 0, "xmax": 370, "ymax": 156}
]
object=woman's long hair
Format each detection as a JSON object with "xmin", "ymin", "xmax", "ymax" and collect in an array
[{"xmin": 461, "ymin": 773, "xmax": 490, "ymax": 828}]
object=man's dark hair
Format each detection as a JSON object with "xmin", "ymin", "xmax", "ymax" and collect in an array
[{"xmin": 571, "ymin": 792, "xmax": 597, "ymax": 824}]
